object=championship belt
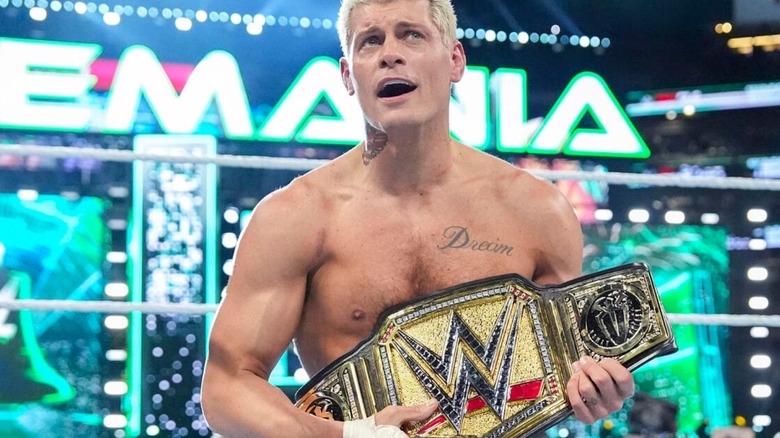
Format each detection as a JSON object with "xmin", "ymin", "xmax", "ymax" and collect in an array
[{"xmin": 295, "ymin": 263, "xmax": 677, "ymax": 437}]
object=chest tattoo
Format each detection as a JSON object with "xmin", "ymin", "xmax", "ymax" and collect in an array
[{"xmin": 437, "ymin": 226, "xmax": 514, "ymax": 256}]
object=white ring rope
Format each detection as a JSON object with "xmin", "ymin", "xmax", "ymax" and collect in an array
[
  {"xmin": 3, "ymin": 144, "xmax": 780, "ymax": 191},
  {"xmin": 0, "ymin": 299, "xmax": 778, "ymax": 327}
]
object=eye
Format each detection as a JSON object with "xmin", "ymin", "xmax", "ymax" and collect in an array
[
  {"xmin": 362, "ymin": 35, "xmax": 381, "ymax": 47},
  {"xmin": 406, "ymin": 31, "xmax": 423, "ymax": 40}
]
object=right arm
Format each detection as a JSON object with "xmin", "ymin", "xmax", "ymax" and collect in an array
[{"xmin": 201, "ymin": 185, "xmax": 343, "ymax": 438}]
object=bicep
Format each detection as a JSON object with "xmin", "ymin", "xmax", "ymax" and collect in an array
[{"xmin": 207, "ymin": 195, "xmax": 317, "ymax": 379}]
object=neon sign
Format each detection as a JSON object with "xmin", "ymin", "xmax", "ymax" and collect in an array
[{"xmin": 0, "ymin": 37, "xmax": 650, "ymax": 158}]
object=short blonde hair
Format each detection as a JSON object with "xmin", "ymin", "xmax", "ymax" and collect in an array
[{"xmin": 337, "ymin": 0, "xmax": 458, "ymax": 56}]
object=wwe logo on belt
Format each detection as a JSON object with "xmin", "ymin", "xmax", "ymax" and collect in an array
[{"xmin": 392, "ymin": 297, "xmax": 532, "ymax": 433}]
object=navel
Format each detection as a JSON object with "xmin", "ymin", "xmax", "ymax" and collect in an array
[{"xmin": 351, "ymin": 309, "xmax": 366, "ymax": 320}]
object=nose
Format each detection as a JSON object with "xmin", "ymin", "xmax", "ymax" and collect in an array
[{"xmin": 378, "ymin": 37, "xmax": 406, "ymax": 68}]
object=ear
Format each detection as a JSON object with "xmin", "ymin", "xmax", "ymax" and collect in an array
[
  {"xmin": 449, "ymin": 40, "xmax": 466, "ymax": 83},
  {"xmin": 340, "ymin": 57, "xmax": 355, "ymax": 95}
]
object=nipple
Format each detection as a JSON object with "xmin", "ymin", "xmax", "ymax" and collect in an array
[{"xmin": 351, "ymin": 309, "xmax": 366, "ymax": 320}]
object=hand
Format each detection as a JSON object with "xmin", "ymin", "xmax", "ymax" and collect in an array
[
  {"xmin": 566, "ymin": 356, "xmax": 635, "ymax": 424},
  {"xmin": 343, "ymin": 399, "xmax": 439, "ymax": 437}
]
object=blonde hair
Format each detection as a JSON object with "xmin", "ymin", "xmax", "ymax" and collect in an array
[{"xmin": 337, "ymin": 0, "xmax": 458, "ymax": 56}]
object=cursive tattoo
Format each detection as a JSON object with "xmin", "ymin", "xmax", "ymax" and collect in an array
[
  {"xmin": 362, "ymin": 124, "xmax": 388, "ymax": 165},
  {"xmin": 437, "ymin": 226, "xmax": 514, "ymax": 256}
]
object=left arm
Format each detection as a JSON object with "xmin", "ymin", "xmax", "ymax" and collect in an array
[{"xmin": 526, "ymin": 177, "xmax": 635, "ymax": 424}]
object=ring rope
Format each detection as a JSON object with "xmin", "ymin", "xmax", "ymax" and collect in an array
[
  {"xmin": 0, "ymin": 299, "xmax": 779, "ymax": 327},
  {"xmin": 3, "ymin": 144, "xmax": 780, "ymax": 191}
]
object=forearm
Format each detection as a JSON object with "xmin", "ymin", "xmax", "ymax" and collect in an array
[{"xmin": 202, "ymin": 369, "xmax": 342, "ymax": 438}]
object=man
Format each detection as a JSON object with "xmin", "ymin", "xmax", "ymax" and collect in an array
[{"xmin": 201, "ymin": 0, "xmax": 635, "ymax": 436}]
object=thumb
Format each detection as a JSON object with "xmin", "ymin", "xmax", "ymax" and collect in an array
[{"xmin": 376, "ymin": 399, "xmax": 439, "ymax": 426}]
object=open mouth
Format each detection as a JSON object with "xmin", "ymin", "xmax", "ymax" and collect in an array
[{"xmin": 378, "ymin": 80, "xmax": 418, "ymax": 98}]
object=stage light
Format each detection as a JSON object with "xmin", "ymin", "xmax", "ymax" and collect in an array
[
  {"xmin": 590, "ymin": 37, "xmax": 600, "ymax": 47},
  {"xmin": 476, "ymin": 28, "xmax": 486, "ymax": 40},
  {"xmin": 105, "ymin": 349, "xmax": 128, "ymax": 361},
  {"xmin": 548, "ymin": 35, "xmax": 557, "ymax": 44},
  {"xmin": 456, "ymin": 28, "xmax": 464, "ymax": 39},
  {"xmin": 105, "ymin": 315, "xmax": 129, "ymax": 330},
  {"xmin": 750, "ymin": 354, "xmax": 771, "ymax": 369},
  {"xmin": 60, "ymin": 190, "xmax": 80, "ymax": 200},
  {"xmin": 17, "ymin": 189, "xmax": 38, "ymax": 201},
  {"xmin": 221, "ymin": 232, "xmax": 238, "ymax": 249},
  {"xmin": 551, "ymin": 25, "xmax": 560, "ymax": 35},
  {"xmin": 247, "ymin": 21, "xmax": 263, "ymax": 35},
  {"xmin": 230, "ymin": 12, "xmax": 241, "ymax": 25},
  {"xmin": 300, "ymin": 17, "xmax": 310, "ymax": 28},
  {"xmin": 530, "ymin": 32, "xmax": 539, "ymax": 43},
  {"xmin": 104, "ymin": 380, "xmax": 129, "ymax": 396},
  {"xmin": 278, "ymin": 16, "xmax": 288, "ymax": 26},
  {"xmin": 223, "ymin": 207, "xmax": 240, "ymax": 224},
  {"xmin": 628, "ymin": 208, "xmax": 650, "ymax": 223},
  {"xmin": 103, "ymin": 414, "xmax": 128, "ymax": 429},
  {"xmin": 701, "ymin": 213, "xmax": 719, "ymax": 224},
  {"xmin": 570, "ymin": 35, "xmax": 580, "ymax": 46},
  {"xmin": 748, "ymin": 296, "xmax": 769, "ymax": 310},
  {"xmin": 594, "ymin": 209, "xmax": 613, "ymax": 222},
  {"xmin": 496, "ymin": 31, "xmax": 506, "ymax": 42},
  {"xmin": 222, "ymin": 259, "xmax": 234, "ymax": 276},
  {"xmin": 107, "ymin": 218, "xmax": 128, "ymax": 230},
  {"xmin": 103, "ymin": 11, "xmax": 120, "ymax": 25},
  {"xmin": 560, "ymin": 35, "xmax": 569, "ymax": 45},
  {"xmin": 322, "ymin": 18, "xmax": 333, "ymax": 29},
  {"xmin": 508, "ymin": 32, "xmax": 518, "ymax": 43},
  {"xmin": 146, "ymin": 425, "xmax": 161, "ymax": 436},
  {"xmin": 751, "ymin": 327, "xmax": 770, "ymax": 338},
  {"xmin": 664, "ymin": 210, "xmax": 685, "ymax": 224},
  {"xmin": 722, "ymin": 22, "xmax": 733, "ymax": 34},
  {"xmin": 540, "ymin": 33, "xmax": 549, "ymax": 44},
  {"xmin": 751, "ymin": 384, "xmax": 772, "ymax": 398},
  {"xmin": 195, "ymin": 9, "xmax": 206, "ymax": 22},
  {"xmin": 105, "ymin": 282, "xmax": 129, "ymax": 298},
  {"xmin": 294, "ymin": 367, "xmax": 309, "ymax": 383},
  {"xmin": 558, "ymin": 428, "xmax": 570, "ymax": 438},
  {"xmin": 136, "ymin": 6, "xmax": 146, "ymax": 17},
  {"xmin": 97, "ymin": 3, "xmax": 108, "ymax": 14},
  {"xmin": 602, "ymin": 38, "xmax": 611, "ymax": 48},
  {"xmin": 754, "ymin": 416, "xmax": 771, "ymax": 427},
  {"xmin": 747, "ymin": 208, "xmax": 768, "ymax": 223},
  {"xmin": 579, "ymin": 36, "xmax": 590, "ymax": 48},
  {"xmin": 107, "ymin": 185, "xmax": 129, "ymax": 198},
  {"xmin": 29, "ymin": 6, "xmax": 46, "ymax": 20},
  {"xmin": 748, "ymin": 266, "xmax": 769, "ymax": 281},
  {"xmin": 175, "ymin": 17, "xmax": 192, "ymax": 31},
  {"xmin": 518, "ymin": 32, "xmax": 529, "ymax": 44},
  {"xmin": 749, "ymin": 239, "xmax": 768, "ymax": 250},
  {"xmin": 683, "ymin": 104, "xmax": 696, "ymax": 116},
  {"xmin": 485, "ymin": 30, "xmax": 496, "ymax": 42}
]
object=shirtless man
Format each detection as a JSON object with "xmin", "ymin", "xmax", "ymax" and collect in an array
[{"xmin": 201, "ymin": 0, "xmax": 635, "ymax": 436}]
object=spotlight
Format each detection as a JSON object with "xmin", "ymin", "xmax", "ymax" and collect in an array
[
  {"xmin": 747, "ymin": 267, "xmax": 769, "ymax": 281},
  {"xmin": 628, "ymin": 208, "xmax": 650, "ymax": 223},
  {"xmin": 751, "ymin": 384, "xmax": 771, "ymax": 398},
  {"xmin": 747, "ymin": 208, "xmax": 768, "ymax": 223},
  {"xmin": 750, "ymin": 354, "xmax": 771, "ymax": 369},
  {"xmin": 748, "ymin": 296, "xmax": 769, "ymax": 310}
]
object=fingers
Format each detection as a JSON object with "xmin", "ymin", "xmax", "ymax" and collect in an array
[
  {"xmin": 567, "ymin": 356, "xmax": 635, "ymax": 424},
  {"xmin": 375, "ymin": 399, "xmax": 439, "ymax": 428}
]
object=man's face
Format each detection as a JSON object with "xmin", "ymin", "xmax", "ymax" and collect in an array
[{"xmin": 340, "ymin": 0, "xmax": 465, "ymax": 133}]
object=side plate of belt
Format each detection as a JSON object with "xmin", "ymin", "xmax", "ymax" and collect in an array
[{"xmin": 295, "ymin": 263, "xmax": 678, "ymax": 437}]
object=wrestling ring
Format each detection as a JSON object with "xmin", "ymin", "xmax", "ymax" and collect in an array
[{"xmin": 0, "ymin": 142, "xmax": 778, "ymax": 438}]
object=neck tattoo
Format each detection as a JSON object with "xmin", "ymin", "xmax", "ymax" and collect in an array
[{"xmin": 362, "ymin": 125, "xmax": 388, "ymax": 165}]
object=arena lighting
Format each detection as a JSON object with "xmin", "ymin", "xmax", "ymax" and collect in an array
[
  {"xmin": 29, "ymin": 6, "xmax": 45, "ymax": 20},
  {"xmin": 105, "ymin": 282, "xmax": 129, "ymax": 298},
  {"xmin": 59, "ymin": 190, "xmax": 80, "ymax": 200},
  {"xmin": 222, "ymin": 259, "xmax": 234, "ymax": 276},
  {"xmin": 594, "ymin": 209, "xmax": 613, "ymax": 222},
  {"xmin": 16, "ymin": 189, "xmax": 38, "ymax": 201},
  {"xmin": 747, "ymin": 208, "xmax": 769, "ymax": 223},
  {"xmin": 103, "ymin": 414, "xmax": 128, "ymax": 429},
  {"xmin": 751, "ymin": 326, "xmax": 770, "ymax": 338},
  {"xmin": 174, "ymin": 17, "xmax": 192, "ymax": 31},
  {"xmin": 628, "ymin": 208, "xmax": 650, "ymax": 223},
  {"xmin": 223, "ymin": 207, "xmax": 240, "ymax": 224},
  {"xmin": 558, "ymin": 429, "xmax": 570, "ymax": 438},
  {"xmin": 106, "ymin": 251, "xmax": 128, "ymax": 263},
  {"xmin": 103, "ymin": 380, "xmax": 129, "ymax": 396},
  {"xmin": 750, "ymin": 354, "xmax": 772, "ymax": 369},
  {"xmin": 104, "ymin": 315, "xmax": 129, "ymax": 330},
  {"xmin": 105, "ymin": 349, "xmax": 128, "ymax": 361},
  {"xmin": 107, "ymin": 186, "xmax": 130, "ymax": 198},
  {"xmin": 751, "ymin": 384, "xmax": 772, "ymax": 398},
  {"xmin": 749, "ymin": 239, "xmax": 768, "ymax": 251},
  {"xmin": 754, "ymin": 416, "xmax": 772, "ymax": 427},
  {"xmin": 221, "ymin": 232, "xmax": 238, "ymax": 249},
  {"xmin": 107, "ymin": 218, "xmax": 128, "ymax": 230},
  {"xmin": 664, "ymin": 210, "xmax": 685, "ymax": 224},
  {"xmin": 147, "ymin": 425, "xmax": 161, "ymax": 436},
  {"xmin": 247, "ymin": 21, "xmax": 263, "ymax": 35},
  {"xmin": 103, "ymin": 11, "xmax": 120, "ymax": 26},
  {"xmin": 748, "ymin": 296, "xmax": 770, "ymax": 310},
  {"xmin": 701, "ymin": 213, "xmax": 720, "ymax": 224},
  {"xmin": 747, "ymin": 266, "xmax": 769, "ymax": 281}
]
